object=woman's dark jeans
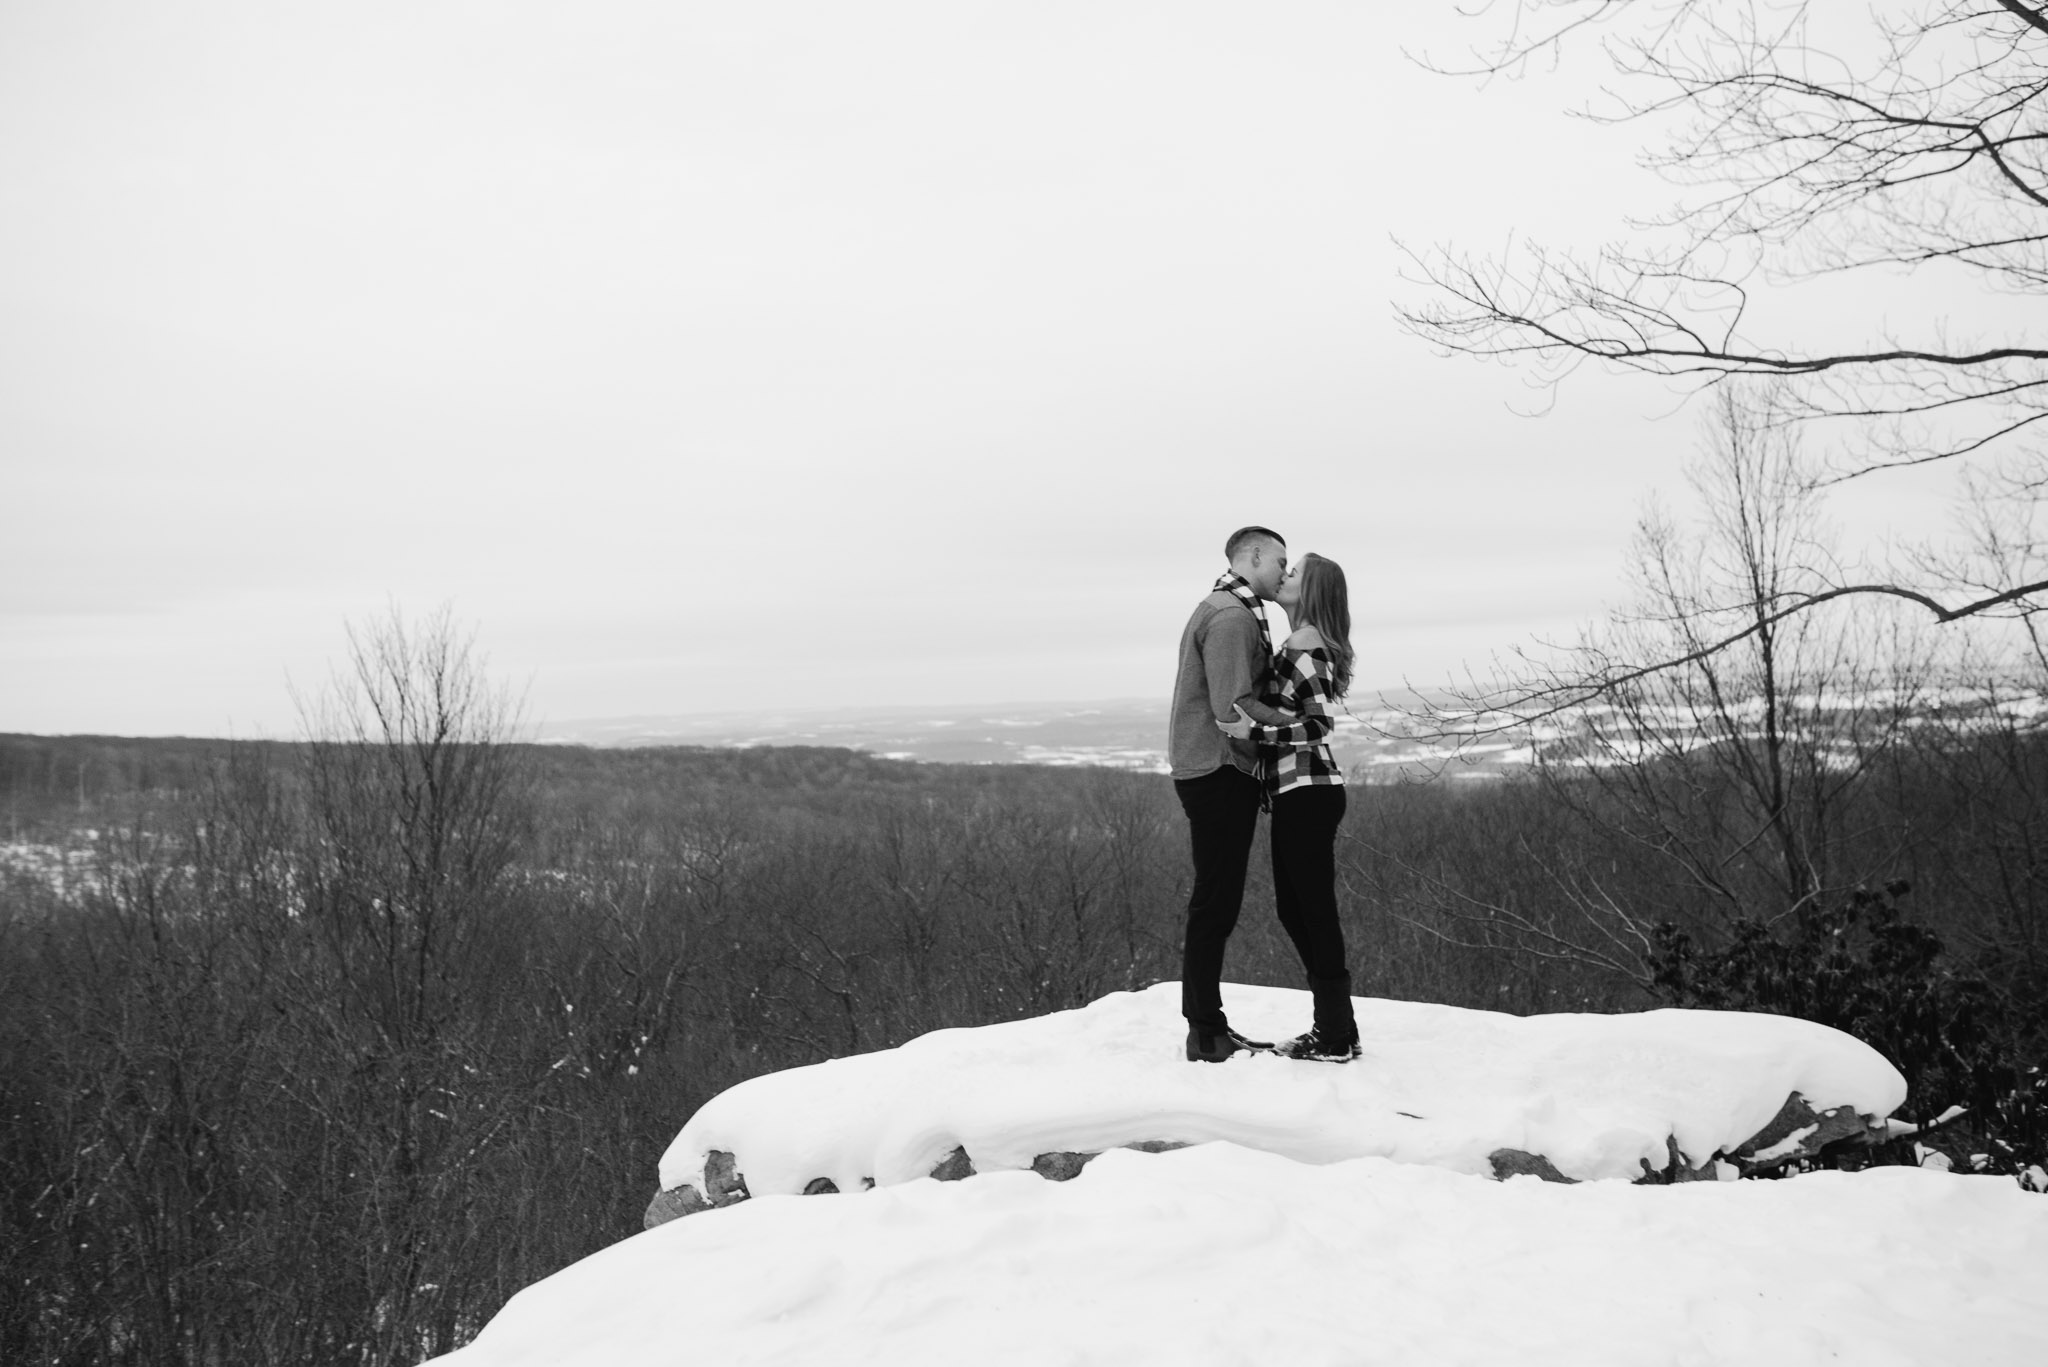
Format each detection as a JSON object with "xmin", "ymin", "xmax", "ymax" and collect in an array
[{"xmin": 1270, "ymin": 783, "xmax": 1356, "ymax": 1037}]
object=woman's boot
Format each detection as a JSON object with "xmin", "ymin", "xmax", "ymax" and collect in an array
[{"xmin": 1280, "ymin": 973, "xmax": 1360, "ymax": 1062}]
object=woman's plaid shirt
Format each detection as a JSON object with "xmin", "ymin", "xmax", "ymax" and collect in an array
[{"xmin": 1247, "ymin": 645, "xmax": 1346, "ymax": 796}]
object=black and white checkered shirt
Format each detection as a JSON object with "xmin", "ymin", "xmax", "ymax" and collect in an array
[{"xmin": 1247, "ymin": 645, "xmax": 1345, "ymax": 795}]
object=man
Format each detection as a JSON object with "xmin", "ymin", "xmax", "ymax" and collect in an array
[{"xmin": 1169, "ymin": 525, "xmax": 1291, "ymax": 1062}]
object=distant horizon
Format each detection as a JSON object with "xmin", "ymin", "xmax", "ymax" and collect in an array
[{"xmin": 1, "ymin": 683, "xmax": 1471, "ymax": 744}]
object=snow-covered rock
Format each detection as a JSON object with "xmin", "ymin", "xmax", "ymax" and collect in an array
[
  {"xmin": 416, "ymin": 984, "xmax": 2048, "ymax": 1367},
  {"xmin": 433, "ymin": 1143, "xmax": 2048, "ymax": 1367},
  {"xmin": 649, "ymin": 982, "xmax": 1906, "ymax": 1219}
]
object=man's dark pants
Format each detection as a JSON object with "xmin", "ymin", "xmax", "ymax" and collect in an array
[{"xmin": 1174, "ymin": 764, "xmax": 1264, "ymax": 1033}]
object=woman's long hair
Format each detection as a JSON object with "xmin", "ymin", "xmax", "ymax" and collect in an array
[{"xmin": 1293, "ymin": 553, "xmax": 1353, "ymax": 698}]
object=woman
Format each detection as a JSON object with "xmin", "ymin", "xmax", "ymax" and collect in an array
[{"xmin": 1216, "ymin": 552, "xmax": 1360, "ymax": 1062}]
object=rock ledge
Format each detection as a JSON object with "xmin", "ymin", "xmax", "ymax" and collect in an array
[
  {"xmin": 647, "ymin": 1093, "xmax": 1888, "ymax": 1227},
  {"xmin": 1485, "ymin": 1090, "xmax": 1888, "ymax": 1185},
  {"xmin": 646, "ymin": 1141, "xmax": 1193, "ymax": 1229}
]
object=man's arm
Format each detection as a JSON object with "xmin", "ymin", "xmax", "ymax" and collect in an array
[{"xmin": 1236, "ymin": 695, "xmax": 1293, "ymax": 727}]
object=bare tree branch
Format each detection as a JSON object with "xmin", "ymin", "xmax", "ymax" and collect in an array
[
  {"xmin": 1402, "ymin": 0, "xmax": 2048, "ymax": 489},
  {"xmin": 1994, "ymin": 1, "xmax": 2048, "ymax": 42}
]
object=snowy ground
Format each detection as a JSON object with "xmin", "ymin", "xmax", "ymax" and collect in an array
[
  {"xmin": 433, "ymin": 1144, "xmax": 2047, "ymax": 1367},
  {"xmin": 425, "ymin": 985, "xmax": 2048, "ymax": 1366},
  {"xmin": 658, "ymin": 983, "xmax": 1908, "ymax": 1192}
]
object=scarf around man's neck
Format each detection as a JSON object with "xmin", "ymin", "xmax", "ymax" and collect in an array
[{"xmin": 1214, "ymin": 571, "xmax": 1274, "ymax": 661}]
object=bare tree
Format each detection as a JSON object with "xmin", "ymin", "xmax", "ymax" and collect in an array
[
  {"xmin": 286, "ymin": 605, "xmax": 540, "ymax": 1361},
  {"xmin": 294, "ymin": 604, "xmax": 532, "ymax": 1051},
  {"xmin": 1400, "ymin": 0, "xmax": 2048, "ymax": 656},
  {"xmin": 1388, "ymin": 388, "xmax": 1941, "ymax": 978}
]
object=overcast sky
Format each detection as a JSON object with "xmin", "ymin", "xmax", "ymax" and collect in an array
[{"xmin": 0, "ymin": 1, "xmax": 1997, "ymax": 736}]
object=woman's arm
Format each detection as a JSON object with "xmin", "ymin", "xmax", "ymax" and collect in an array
[{"xmin": 1216, "ymin": 651, "xmax": 1336, "ymax": 747}]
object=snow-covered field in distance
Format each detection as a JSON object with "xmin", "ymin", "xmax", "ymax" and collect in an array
[
  {"xmin": 535, "ymin": 697, "xmax": 1183, "ymax": 771},
  {"xmin": 536, "ymin": 681, "xmax": 2048, "ymax": 782},
  {"xmin": 533, "ymin": 690, "xmax": 1495, "ymax": 780}
]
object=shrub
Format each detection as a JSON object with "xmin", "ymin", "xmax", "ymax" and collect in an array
[{"xmin": 1648, "ymin": 883, "xmax": 2043, "ymax": 1182}]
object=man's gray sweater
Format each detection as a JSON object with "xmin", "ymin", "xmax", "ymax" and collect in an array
[{"xmin": 1168, "ymin": 588, "xmax": 1286, "ymax": 781}]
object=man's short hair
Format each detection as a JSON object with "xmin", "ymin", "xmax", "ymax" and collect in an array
[{"xmin": 1224, "ymin": 525, "xmax": 1285, "ymax": 562}]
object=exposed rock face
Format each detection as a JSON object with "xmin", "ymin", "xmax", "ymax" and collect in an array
[
  {"xmin": 704, "ymin": 1149, "xmax": 749, "ymax": 1202},
  {"xmin": 929, "ymin": 1146, "xmax": 975, "ymax": 1182},
  {"xmin": 642, "ymin": 1185, "xmax": 708, "ymax": 1226},
  {"xmin": 645, "ymin": 1140, "xmax": 1196, "ymax": 1227},
  {"xmin": 643, "ymin": 1091, "xmax": 1892, "ymax": 1227},
  {"xmin": 1635, "ymin": 1136, "xmax": 1728, "ymax": 1184},
  {"xmin": 641, "ymin": 1150, "xmax": 749, "ymax": 1230},
  {"xmin": 1727, "ymin": 1093, "xmax": 1883, "ymax": 1175},
  {"xmin": 1487, "ymin": 1149, "xmax": 1579, "ymax": 1184},
  {"xmin": 1485, "ymin": 1090, "xmax": 1888, "ymax": 1186},
  {"xmin": 1031, "ymin": 1151, "xmax": 1095, "ymax": 1182}
]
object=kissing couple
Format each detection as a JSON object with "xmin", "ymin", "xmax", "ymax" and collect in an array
[{"xmin": 1168, "ymin": 525, "xmax": 1359, "ymax": 1064}]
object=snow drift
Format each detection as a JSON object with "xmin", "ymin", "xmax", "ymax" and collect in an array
[
  {"xmin": 419, "ymin": 984, "xmax": 2048, "ymax": 1367},
  {"xmin": 657, "ymin": 982, "xmax": 1908, "ymax": 1196},
  {"xmin": 434, "ymin": 1144, "xmax": 2048, "ymax": 1367}
]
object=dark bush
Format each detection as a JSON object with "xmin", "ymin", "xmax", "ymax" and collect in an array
[{"xmin": 1649, "ymin": 883, "xmax": 2043, "ymax": 1178}]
